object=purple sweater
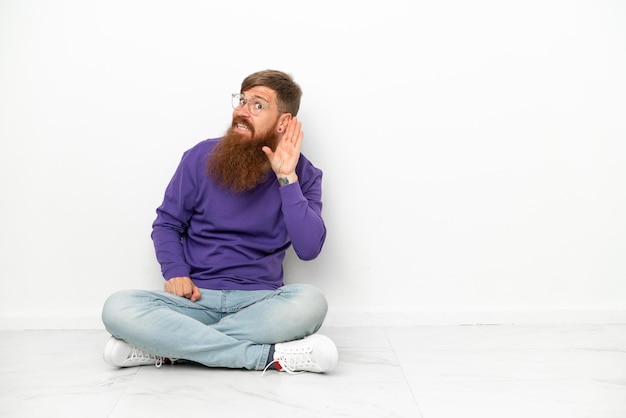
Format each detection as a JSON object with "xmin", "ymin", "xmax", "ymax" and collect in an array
[{"xmin": 151, "ymin": 138, "xmax": 326, "ymax": 290}]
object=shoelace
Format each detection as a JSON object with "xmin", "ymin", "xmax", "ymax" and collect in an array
[
  {"xmin": 260, "ymin": 359, "xmax": 282, "ymax": 377},
  {"xmin": 129, "ymin": 347, "xmax": 166, "ymax": 368},
  {"xmin": 259, "ymin": 349, "xmax": 316, "ymax": 377},
  {"xmin": 278, "ymin": 351, "xmax": 315, "ymax": 373}
]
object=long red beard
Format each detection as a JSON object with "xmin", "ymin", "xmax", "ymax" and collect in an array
[{"xmin": 206, "ymin": 120, "xmax": 279, "ymax": 193}]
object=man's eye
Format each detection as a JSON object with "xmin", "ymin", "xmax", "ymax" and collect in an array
[{"xmin": 253, "ymin": 101, "xmax": 264, "ymax": 111}]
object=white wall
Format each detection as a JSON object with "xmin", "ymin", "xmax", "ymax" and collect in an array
[{"xmin": 1, "ymin": 0, "xmax": 624, "ymax": 329}]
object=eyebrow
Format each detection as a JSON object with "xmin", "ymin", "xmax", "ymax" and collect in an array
[{"xmin": 243, "ymin": 93, "xmax": 270, "ymax": 104}]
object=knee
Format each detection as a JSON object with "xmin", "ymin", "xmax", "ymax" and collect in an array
[
  {"xmin": 304, "ymin": 284, "xmax": 329, "ymax": 318},
  {"xmin": 101, "ymin": 289, "xmax": 139, "ymax": 334},
  {"xmin": 284, "ymin": 284, "xmax": 329, "ymax": 326}
]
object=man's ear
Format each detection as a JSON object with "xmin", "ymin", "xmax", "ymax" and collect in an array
[{"xmin": 278, "ymin": 114, "xmax": 292, "ymax": 133}]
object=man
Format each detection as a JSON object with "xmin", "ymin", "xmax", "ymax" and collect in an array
[{"xmin": 101, "ymin": 69, "xmax": 338, "ymax": 374}]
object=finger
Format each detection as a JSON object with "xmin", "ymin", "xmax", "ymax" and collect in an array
[
  {"xmin": 182, "ymin": 281, "xmax": 195, "ymax": 299},
  {"xmin": 164, "ymin": 278, "xmax": 177, "ymax": 293},
  {"xmin": 294, "ymin": 124, "xmax": 303, "ymax": 148},
  {"xmin": 261, "ymin": 145, "xmax": 273, "ymax": 159},
  {"xmin": 289, "ymin": 128, "xmax": 303, "ymax": 155},
  {"xmin": 295, "ymin": 129, "xmax": 303, "ymax": 148},
  {"xmin": 285, "ymin": 117, "xmax": 299, "ymax": 145},
  {"xmin": 291, "ymin": 119, "xmax": 302, "ymax": 143},
  {"xmin": 172, "ymin": 282, "xmax": 186, "ymax": 297},
  {"xmin": 190, "ymin": 285, "xmax": 201, "ymax": 302}
]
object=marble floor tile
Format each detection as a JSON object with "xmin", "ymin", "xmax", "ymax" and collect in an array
[
  {"xmin": 605, "ymin": 324, "xmax": 626, "ymax": 344},
  {"xmin": 0, "ymin": 330, "xmax": 138, "ymax": 418},
  {"xmin": 0, "ymin": 325, "xmax": 624, "ymax": 418},
  {"xmin": 394, "ymin": 347, "xmax": 626, "ymax": 381},
  {"xmin": 408, "ymin": 378, "xmax": 626, "ymax": 418},
  {"xmin": 109, "ymin": 363, "xmax": 422, "ymax": 418}
]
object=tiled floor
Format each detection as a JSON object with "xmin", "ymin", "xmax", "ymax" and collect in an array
[{"xmin": 1, "ymin": 325, "xmax": 625, "ymax": 417}]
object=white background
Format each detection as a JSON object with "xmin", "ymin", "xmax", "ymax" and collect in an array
[{"xmin": 1, "ymin": 0, "xmax": 624, "ymax": 328}]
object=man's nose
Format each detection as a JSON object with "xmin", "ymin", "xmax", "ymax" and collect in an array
[{"xmin": 233, "ymin": 104, "xmax": 251, "ymax": 117}]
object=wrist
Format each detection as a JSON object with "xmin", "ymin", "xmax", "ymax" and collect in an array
[{"xmin": 277, "ymin": 173, "xmax": 298, "ymax": 186}]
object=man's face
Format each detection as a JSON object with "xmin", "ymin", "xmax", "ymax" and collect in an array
[{"xmin": 231, "ymin": 86, "xmax": 282, "ymax": 140}]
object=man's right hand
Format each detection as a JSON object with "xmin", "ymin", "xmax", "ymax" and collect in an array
[{"xmin": 164, "ymin": 276, "xmax": 201, "ymax": 302}]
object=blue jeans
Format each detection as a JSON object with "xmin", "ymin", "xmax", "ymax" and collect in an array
[{"xmin": 101, "ymin": 284, "xmax": 328, "ymax": 370}]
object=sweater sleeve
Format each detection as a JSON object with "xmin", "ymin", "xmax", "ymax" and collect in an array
[
  {"xmin": 279, "ymin": 158, "xmax": 326, "ymax": 260},
  {"xmin": 150, "ymin": 151, "xmax": 197, "ymax": 280}
]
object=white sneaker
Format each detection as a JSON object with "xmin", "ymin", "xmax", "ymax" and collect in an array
[
  {"xmin": 103, "ymin": 336, "xmax": 169, "ymax": 368},
  {"xmin": 269, "ymin": 334, "xmax": 339, "ymax": 374}
]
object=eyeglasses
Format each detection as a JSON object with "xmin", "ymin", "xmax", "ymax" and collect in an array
[{"xmin": 231, "ymin": 93, "xmax": 272, "ymax": 115}]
